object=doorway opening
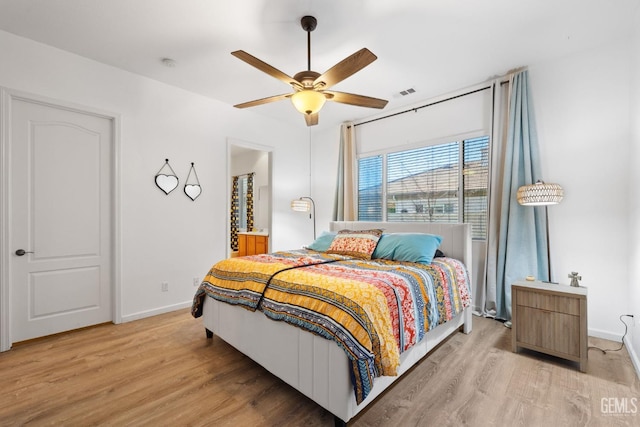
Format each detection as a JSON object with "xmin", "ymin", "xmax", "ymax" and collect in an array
[{"xmin": 227, "ymin": 139, "xmax": 273, "ymax": 258}]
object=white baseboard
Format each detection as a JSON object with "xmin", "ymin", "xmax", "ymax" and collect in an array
[
  {"xmin": 120, "ymin": 301, "xmax": 192, "ymax": 323},
  {"xmin": 588, "ymin": 327, "xmax": 624, "ymax": 342},
  {"xmin": 590, "ymin": 326, "xmax": 640, "ymax": 379},
  {"xmin": 624, "ymin": 335, "xmax": 640, "ymax": 379}
]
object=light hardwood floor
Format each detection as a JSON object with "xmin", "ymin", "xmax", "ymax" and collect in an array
[{"xmin": 1, "ymin": 309, "xmax": 638, "ymax": 426}]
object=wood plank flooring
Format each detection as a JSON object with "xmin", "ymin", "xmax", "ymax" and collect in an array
[{"xmin": 0, "ymin": 309, "xmax": 638, "ymax": 426}]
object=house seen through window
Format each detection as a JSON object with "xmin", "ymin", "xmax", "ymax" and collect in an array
[{"xmin": 358, "ymin": 136, "xmax": 489, "ymax": 239}]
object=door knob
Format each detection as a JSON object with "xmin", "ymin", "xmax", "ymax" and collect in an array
[{"xmin": 15, "ymin": 249, "xmax": 34, "ymax": 256}]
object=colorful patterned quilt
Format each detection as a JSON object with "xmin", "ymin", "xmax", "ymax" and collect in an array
[{"xmin": 191, "ymin": 249, "xmax": 470, "ymax": 404}]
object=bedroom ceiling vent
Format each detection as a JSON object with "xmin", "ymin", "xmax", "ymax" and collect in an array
[
  {"xmin": 161, "ymin": 58, "xmax": 177, "ymax": 67},
  {"xmin": 399, "ymin": 87, "xmax": 416, "ymax": 96}
]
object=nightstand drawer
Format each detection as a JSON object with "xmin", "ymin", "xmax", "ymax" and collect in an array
[
  {"xmin": 516, "ymin": 289, "xmax": 580, "ymax": 315},
  {"xmin": 515, "ymin": 306, "xmax": 581, "ymax": 357}
]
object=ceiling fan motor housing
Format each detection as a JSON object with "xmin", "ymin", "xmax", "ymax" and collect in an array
[{"xmin": 293, "ymin": 70, "xmax": 321, "ymax": 88}]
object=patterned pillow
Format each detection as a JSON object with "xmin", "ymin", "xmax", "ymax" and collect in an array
[{"xmin": 326, "ymin": 229, "xmax": 383, "ymax": 260}]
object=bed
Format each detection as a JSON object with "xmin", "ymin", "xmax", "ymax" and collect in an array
[{"xmin": 192, "ymin": 221, "xmax": 472, "ymax": 425}]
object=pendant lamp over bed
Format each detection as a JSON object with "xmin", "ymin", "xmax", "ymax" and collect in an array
[
  {"xmin": 516, "ymin": 180, "xmax": 564, "ymax": 206},
  {"xmin": 517, "ymin": 180, "xmax": 564, "ymax": 282}
]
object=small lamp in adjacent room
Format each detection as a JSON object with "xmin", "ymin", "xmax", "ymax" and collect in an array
[
  {"xmin": 517, "ymin": 180, "xmax": 564, "ymax": 282},
  {"xmin": 291, "ymin": 196, "xmax": 316, "ymax": 239}
]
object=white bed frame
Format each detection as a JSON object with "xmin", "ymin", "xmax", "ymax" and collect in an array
[{"xmin": 201, "ymin": 221, "xmax": 472, "ymax": 425}]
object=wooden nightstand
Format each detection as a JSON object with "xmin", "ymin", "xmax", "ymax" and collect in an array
[{"xmin": 512, "ymin": 280, "xmax": 588, "ymax": 372}]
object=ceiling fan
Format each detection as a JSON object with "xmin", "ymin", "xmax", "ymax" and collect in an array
[{"xmin": 232, "ymin": 15, "xmax": 388, "ymax": 126}]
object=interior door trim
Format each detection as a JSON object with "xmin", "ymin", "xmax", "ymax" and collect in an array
[{"xmin": 0, "ymin": 87, "xmax": 122, "ymax": 351}]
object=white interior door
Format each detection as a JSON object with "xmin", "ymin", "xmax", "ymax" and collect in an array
[{"xmin": 9, "ymin": 96, "xmax": 113, "ymax": 343}]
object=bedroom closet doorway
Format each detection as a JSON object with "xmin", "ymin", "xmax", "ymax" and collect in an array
[
  {"xmin": 228, "ymin": 139, "xmax": 272, "ymax": 258},
  {"xmin": 0, "ymin": 90, "xmax": 117, "ymax": 350}
]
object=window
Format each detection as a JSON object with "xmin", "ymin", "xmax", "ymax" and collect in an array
[
  {"xmin": 358, "ymin": 155, "xmax": 383, "ymax": 221},
  {"xmin": 462, "ymin": 137, "xmax": 489, "ymax": 239},
  {"xmin": 357, "ymin": 136, "xmax": 489, "ymax": 239}
]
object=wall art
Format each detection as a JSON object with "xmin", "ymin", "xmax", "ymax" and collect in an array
[
  {"xmin": 155, "ymin": 158, "xmax": 179, "ymax": 195},
  {"xmin": 184, "ymin": 162, "xmax": 202, "ymax": 201}
]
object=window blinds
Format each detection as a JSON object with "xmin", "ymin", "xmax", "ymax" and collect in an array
[{"xmin": 358, "ymin": 136, "xmax": 489, "ymax": 239}]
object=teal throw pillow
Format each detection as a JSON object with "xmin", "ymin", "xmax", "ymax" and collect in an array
[
  {"xmin": 307, "ymin": 231, "xmax": 337, "ymax": 252},
  {"xmin": 372, "ymin": 233, "xmax": 443, "ymax": 264}
]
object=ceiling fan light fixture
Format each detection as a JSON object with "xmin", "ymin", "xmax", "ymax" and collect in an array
[{"xmin": 291, "ymin": 90, "xmax": 326, "ymax": 115}]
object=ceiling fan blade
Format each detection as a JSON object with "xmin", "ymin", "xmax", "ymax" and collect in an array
[
  {"xmin": 324, "ymin": 91, "xmax": 388, "ymax": 109},
  {"xmin": 313, "ymin": 48, "xmax": 377, "ymax": 90},
  {"xmin": 304, "ymin": 113, "xmax": 319, "ymax": 126},
  {"xmin": 231, "ymin": 50, "xmax": 303, "ymax": 90},
  {"xmin": 234, "ymin": 93, "xmax": 291, "ymax": 109}
]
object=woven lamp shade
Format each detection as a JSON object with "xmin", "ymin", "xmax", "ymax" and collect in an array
[
  {"xmin": 291, "ymin": 199, "xmax": 312, "ymax": 212},
  {"xmin": 517, "ymin": 181, "xmax": 564, "ymax": 206}
]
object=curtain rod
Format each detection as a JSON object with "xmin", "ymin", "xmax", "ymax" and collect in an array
[
  {"xmin": 351, "ymin": 85, "xmax": 492, "ymax": 128},
  {"xmin": 347, "ymin": 65, "xmax": 523, "ymax": 128}
]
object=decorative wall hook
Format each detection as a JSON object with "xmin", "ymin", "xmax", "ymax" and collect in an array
[
  {"xmin": 155, "ymin": 159, "xmax": 179, "ymax": 195},
  {"xmin": 184, "ymin": 162, "xmax": 202, "ymax": 201}
]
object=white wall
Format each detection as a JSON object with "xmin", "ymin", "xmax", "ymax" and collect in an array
[
  {"xmin": 311, "ymin": 125, "xmax": 341, "ymax": 238},
  {"xmin": 0, "ymin": 30, "xmax": 310, "ymax": 324},
  {"xmin": 627, "ymin": 7, "xmax": 640, "ymax": 375},
  {"xmin": 530, "ymin": 39, "xmax": 631, "ymax": 340},
  {"xmin": 311, "ymin": 36, "xmax": 634, "ymax": 340}
]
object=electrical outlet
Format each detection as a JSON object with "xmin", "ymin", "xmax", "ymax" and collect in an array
[
  {"xmin": 193, "ymin": 277, "xmax": 200, "ymax": 287},
  {"xmin": 161, "ymin": 282, "xmax": 169, "ymax": 292}
]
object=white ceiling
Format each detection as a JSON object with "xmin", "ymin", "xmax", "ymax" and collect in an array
[{"xmin": 0, "ymin": 0, "xmax": 637, "ymax": 130}]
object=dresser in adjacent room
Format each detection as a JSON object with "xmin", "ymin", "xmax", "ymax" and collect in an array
[{"xmin": 237, "ymin": 231, "xmax": 269, "ymax": 256}]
